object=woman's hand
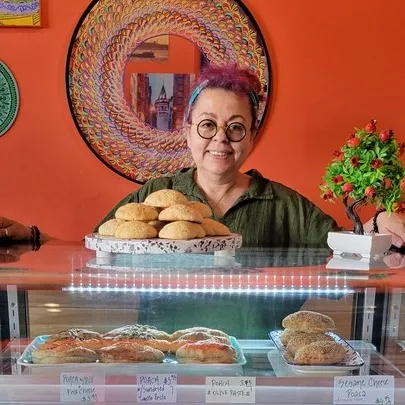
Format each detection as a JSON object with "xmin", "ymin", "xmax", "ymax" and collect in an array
[
  {"xmin": 0, "ymin": 217, "xmax": 31, "ymax": 242},
  {"xmin": 365, "ymin": 212, "xmax": 405, "ymax": 248}
]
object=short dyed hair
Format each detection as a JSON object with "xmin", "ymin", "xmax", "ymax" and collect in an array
[{"xmin": 185, "ymin": 63, "xmax": 262, "ymax": 130}]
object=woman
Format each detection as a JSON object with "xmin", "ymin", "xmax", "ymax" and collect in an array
[{"xmin": 1, "ymin": 64, "xmax": 404, "ymax": 247}]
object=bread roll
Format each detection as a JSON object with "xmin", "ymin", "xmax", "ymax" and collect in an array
[
  {"xmin": 171, "ymin": 327, "xmax": 229, "ymax": 341},
  {"xmin": 294, "ymin": 341, "xmax": 346, "ymax": 365},
  {"xmin": 282, "ymin": 311, "xmax": 335, "ymax": 333},
  {"xmin": 187, "ymin": 201, "xmax": 213, "ymax": 218},
  {"xmin": 159, "ymin": 221, "xmax": 205, "ymax": 240},
  {"xmin": 176, "ymin": 341, "xmax": 237, "ymax": 364},
  {"xmin": 115, "ymin": 203, "xmax": 158, "ymax": 221},
  {"xmin": 47, "ymin": 328, "xmax": 102, "ymax": 342},
  {"xmin": 170, "ymin": 331, "xmax": 229, "ymax": 352},
  {"xmin": 144, "ymin": 189, "xmax": 188, "ymax": 208},
  {"xmin": 98, "ymin": 341, "xmax": 165, "ymax": 363},
  {"xmin": 98, "ymin": 219, "xmax": 127, "ymax": 236},
  {"xmin": 32, "ymin": 342, "xmax": 99, "ymax": 364},
  {"xmin": 159, "ymin": 204, "xmax": 203, "ymax": 223},
  {"xmin": 286, "ymin": 333, "xmax": 334, "ymax": 356},
  {"xmin": 201, "ymin": 218, "xmax": 231, "ymax": 236},
  {"xmin": 115, "ymin": 220, "xmax": 157, "ymax": 239}
]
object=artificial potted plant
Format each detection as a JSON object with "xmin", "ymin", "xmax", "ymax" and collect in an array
[{"xmin": 321, "ymin": 120, "xmax": 405, "ymax": 258}]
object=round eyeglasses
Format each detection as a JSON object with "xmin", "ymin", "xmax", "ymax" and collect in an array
[{"xmin": 192, "ymin": 119, "xmax": 247, "ymax": 142}]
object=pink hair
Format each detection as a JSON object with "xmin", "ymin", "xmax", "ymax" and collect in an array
[{"xmin": 186, "ymin": 63, "xmax": 262, "ymax": 129}]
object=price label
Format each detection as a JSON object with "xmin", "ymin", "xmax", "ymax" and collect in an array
[
  {"xmin": 60, "ymin": 372, "xmax": 105, "ymax": 403},
  {"xmin": 333, "ymin": 376, "xmax": 394, "ymax": 404},
  {"xmin": 206, "ymin": 377, "xmax": 256, "ymax": 403},
  {"xmin": 136, "ymin": 374, "xmax": 177, "ymax": 403}
]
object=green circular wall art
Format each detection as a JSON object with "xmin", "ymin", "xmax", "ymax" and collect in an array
[{"xmin": 0, "ymin": 61, "xmax": 19, "ymax": 137}]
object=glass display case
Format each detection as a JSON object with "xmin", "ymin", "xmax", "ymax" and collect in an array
[{"xmin": 1, "ymin": 241, "xmax": 405, "ymax": 404}]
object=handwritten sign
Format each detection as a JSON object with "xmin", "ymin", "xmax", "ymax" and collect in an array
[
  {"xmin": 333, "ymin": 376, "xmax": 394, "ymax": 404},
  {"xmin": 136, "ymin": 374, "xmax": 177, "ymax": 403},
  {"xmin": 206, "ymin": 377, "xmax": 256, "ymax": 403},
  {"xmin": 60, "ymin": 372, "xmax": 105, "ymax": 403}
]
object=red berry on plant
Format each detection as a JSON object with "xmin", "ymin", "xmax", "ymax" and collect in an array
[
  {"xmin": 350, "ymin": 156, "xmax": 360, "ymax": 167},
  {"xmin": 379, "ymin": 130, "xmax": 392, "ymax": 142},
  {"xmin": 333, "ymin": 150, "xmax": 344, "ymax": 161},
  {"xmin": 371, "ymin": 159, "xmax": 383, "ymax": 169},
  {"xmin": 342, "ymin": 183, "xmax": 353, "ymax": 193},
  {"xmin": 365, "ymin": 186, "xmax": 376, "ymax": 198},
  {"xmin": 365, "ymin": 119, "xmax": 377, "ymax": 133},
  {"xmin": 347, "ymin": 137, "xmax": 360, "ymax": 148},
  {"xmin": 332, "ymin": 175, "xmax": 344, "ymax": 183},
  {"xmin": 323, "ymin": 190, "xmax": 333, "ymax": 200}
]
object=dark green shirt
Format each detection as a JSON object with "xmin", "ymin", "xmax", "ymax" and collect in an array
[{"xmin": 97, "ymin": 168, "xmax": 338, "ymax": 248}]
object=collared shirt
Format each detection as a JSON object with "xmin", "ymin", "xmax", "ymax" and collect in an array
[{"xmin": 96, "ymin": 168, "xmax": 338, "ymax": 248}]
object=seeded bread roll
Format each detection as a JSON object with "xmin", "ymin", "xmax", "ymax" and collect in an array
[
  {"xmin": 286, "ymin": 333, "xmax": 334, "ymax": 356},
  {"xmin": 282, "ymin": 311, "xmax": 335, "ymax": 333},
  {"xmin": 115, "ymin": 203, "xmax": 158, "ymax": 221},
  {"xmin": 97, "ymin": 341, "xmax": 165, "ymax": 363},
  {"xmin": 171, "ymin": 327, "xmax": 229, "ymax": 341},
  {"xmin": 98, "ymin": 219, "xmax": 127, "ymax": 236},
  {"xmin": 103, "ymin": 325, "xmax": 171, "ymax": 341},
  {"xmin": 47, "ymin": 328, "xmax": 102, "ymax": 342},
  {"xmin": 115, "ymin": 220, "xmax": 158, "ymax": 239},
  {"xmin": 294, "ymin": 341, "xmax": 346, "ymax": 365},
  {"xmin": 144, "ymin": 189, "xmax": 188, "ymax": 208},
  {"xmin": 32, "ymin": 342, "xmax": 99, "ymax": 364},
  {"xmin": 170, "ymin": 332, "xmax": 230, "ymax": 352},
  {"xmin": 187, "ymin": 201, "xmax": 213, "ymax": 218},
  {"xmin": 158, "ymin": 204, "xmax": 203, "ymax": 223},
  {"xmin": 176, "ymin": 341, "xmax": 237, "ymax": 364}
]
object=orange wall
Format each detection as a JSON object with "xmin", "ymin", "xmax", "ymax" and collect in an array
[{"xmin": 1, "ymin": 0, "xmax": 404, "ymax": 240}]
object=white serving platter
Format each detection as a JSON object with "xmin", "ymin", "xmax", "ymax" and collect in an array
[
  {"xmin": 85, "ymin": 233, "xmax": 242, "ymax": 255},
  {"xmin": 269, "ymin": 330, "xmax": 364, "ymax": 374}
]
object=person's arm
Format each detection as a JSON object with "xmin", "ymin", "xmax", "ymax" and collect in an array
[{"xmin": 0, "ymin": 216, "xmax": 54, "ymax": 243}]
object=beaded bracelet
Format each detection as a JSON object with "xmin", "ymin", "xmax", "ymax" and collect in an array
[
  {"xmin": 29, "ymin": 225, "xmax": 41, "ymax": 251},
  {"xmin": 372, "ymin": 209, "xmax": 386, "ymax": 234}
]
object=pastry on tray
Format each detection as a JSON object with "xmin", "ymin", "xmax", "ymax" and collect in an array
[
  {"xmin": 114, "ymin": 220, "xmax": 158, "ymax": 239},
  {"xmin": 286, "ymin": 332, "xmax": 334, "ymax": 356},
  {"xmin": 144, "ymin": 189, "xmax": 189, "ymax": 208},
  {"xmin": 282, "ymin": 311, "xmax": 336, "ymax": 333},
  {"xmin": 187, "ymin": 201, "xmax": 212, "ymax": 218},
  {"xmin": 176, "ymin": 340, "xmax": 237, "ymax": 364},
  {"xmin": 103, "ymin": 325, "xmax": 171, "ymax": 341},
  {"xmin": 158, "ymin": 221, "xmax": 206, "ymax": 240},
  {"xmin": 98, "ymin": 218, "xmax": 127, "ymax": 236},
  {"xmin": 47, "ymin": 328, "xmax": 102, "ymax": 342},
  {"xmin": 115, "ymin": 203, "xmax": 159, "ymax": 221},
  {"xmin": 97, "ymin": 341, "xmax": 165, "ymax": 363},
  {"xmin": 32, "ymin": 341, "xmax": 99, "ymax": 364},
  {"xmin": 170, "ymin": 331, "xmax": 230, "ymax": 352},
  {"xmin": 294, "ymin": 341, "xmax": 346, "ymax": 365},
  {"xmin": 200, "ymin": 218, "xmax": 231, "ymax": 236},
  {"xmin": 158, "ymin": 204, "xmax": 203, "ymax": 224},
  {"xmin": 171, "ymin": 326, "xmax": 229, "ymax": 341}
]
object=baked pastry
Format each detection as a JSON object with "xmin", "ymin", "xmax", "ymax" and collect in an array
[
  {"xmin": 97, "ymin": 341, "xmax": 165, "ymax": 363},
  {"xmin": 282, "ymin": 311, "xmax": 336, "ymax": 333},
  {"xmin": 159, "ymin": 221, "xmax": 206, "ymax": 240},
  {"xmin": 176, "ymin": 341, "xmax": 237, "ymax": 364},
  {"xmin": 170, "ymin": 331, "xmax": 229, "ymax": 352},
  {"xmin": 115, "ymin": 203, "xmax": 158, "ymax": 221},
  {"xmin": 294, "ymin": 341, "xmax": 346, "ymax": 365},
  {"xmin": 98, "ymin": 219, "xmax": 127, "ymax": 236},
  {"xmin": 279, "ymin": 329, "xmax": 299, "ymax": 346},
  {"xmin": 144, "ymin": 189, "xmax": 188, "ymax": 208},
  {"xmin": 103, "ymin": 325, "xmax": 171, "ymax": 341},
  {"xmin": 286, "ymin": 333, "xmax": 334, "ymax": 356},
  {"xmin": 114, "ymin": 220, "xmax": 157, "ymax": 239},
  {"xmin": 158, "ymin": 204, "xmax": 203, "ymax": 223},
  {"xmin": 32, "ymin": 342, "xmax": 99, "ymax": 364},
  {"xmin": 42, "ymin": 338, "xmax": 105, "ymax": 351},
  {"xmin": 171, "ymin": 327, "xmax": 229, "ymax": 341},
  {"xmin": 201, "ymin": 218, "xmax": 231, "ymax": 236},
  {"xmin": 47, "ymin": 328, "xmax": 102, "ymax": 342},
  {"xmin": 187, "ymin": 201, "xmax": 213, "ymax": 218}
]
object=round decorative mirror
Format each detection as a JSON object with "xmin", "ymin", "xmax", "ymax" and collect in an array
[{"xmin": 66, "ymin": 0, "xmax": 271, "ymax": 183}]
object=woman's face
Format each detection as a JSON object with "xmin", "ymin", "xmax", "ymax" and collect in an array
[{"xmin": 186, "ymin": 88, "xmax": 255, "ymax": 178}]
